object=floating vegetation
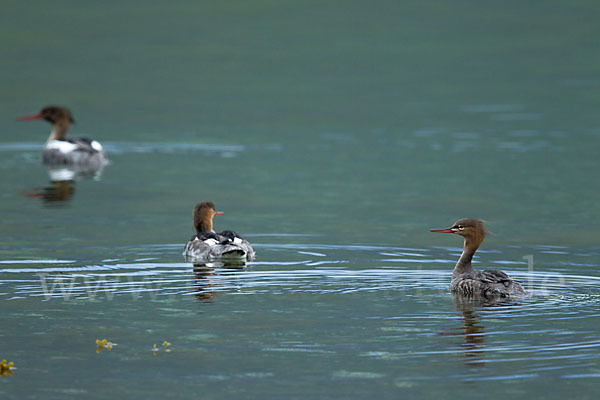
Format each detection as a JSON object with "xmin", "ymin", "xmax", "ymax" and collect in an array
[
  {"xmin": 152, "ymin": 341, "xmax": 172, "ymax": 355},
  {"xmin": 0, "ymin": 360, "xmax": 15, "ymax": 377},
  {"xmin": 96, "ymin": 339, "xmax": 116, "ymax": 353}
]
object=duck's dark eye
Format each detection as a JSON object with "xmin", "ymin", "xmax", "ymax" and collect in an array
[{"xmin": 458, "ymin": 225, "xmax": 464, "ymax": 230}]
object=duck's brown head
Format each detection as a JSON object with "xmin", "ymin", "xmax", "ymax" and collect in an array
[
  {"xmin": 18, "ymin": 106, "xmax": 75, "ymax": 140},
  {"xmin": 18, "ymin": 106, "xmax": 75, "ymax": 124},
  {"xmin": 193, "ymin": 201, "xmax": 224, "ymax": 233},
  {"xmin": 431, "ymin": 218, "xmax": 487, "ymax": 246}
]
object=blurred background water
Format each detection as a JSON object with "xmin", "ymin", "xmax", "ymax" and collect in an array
[{"xmin": 1, "ymin": 1, "xmax": 599, "ymax": 398}]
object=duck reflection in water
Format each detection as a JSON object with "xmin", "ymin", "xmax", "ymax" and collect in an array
[
  {"xmin": 192, "ymin": 261, "xmax": 246, "ymax": 303},
  {"xmin": 450, "ymin": 295, "xmax": 487, "ymax": 368},
  {"xmin": 448, "ymin": 295, "xmax": 523, "ymax": 368},
  {"xmin": 23, "ymin": 164, "xmax": 105, "ymax": 205}
]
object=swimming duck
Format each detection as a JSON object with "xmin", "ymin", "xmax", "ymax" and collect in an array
[
  {"xmin": 431, "ymin": 218, "xmax": 527, "ymax": 298},
  {"xmin": 18, "ymin": 106, "xmax": 107, "ymax": 167},
  {"xmin": 183, "ymin": 202, "xmax": 255, "ymax": 261}
]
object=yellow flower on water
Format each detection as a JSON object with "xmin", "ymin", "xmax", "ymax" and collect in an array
[{"xmin": 0, "ymin": 360, "xmax": 15, "ymax": 378}]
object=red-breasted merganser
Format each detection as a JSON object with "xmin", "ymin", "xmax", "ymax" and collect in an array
[
  {"xmin": 431, "ymin": 218, "xmax": 527, "ymax": 298},
  {"xmin": 183, "ymin": 202, "xmax": 255, "ymax": 262},
  {"xmin": 18, "ymin": 106, "xmax": 108, "ymax": 167}
]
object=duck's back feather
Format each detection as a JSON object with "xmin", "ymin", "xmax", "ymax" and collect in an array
[
  {"xmin": 184, "ymin": 231, "xmax": 254, "ymax": 261},
  {"xmin": 450, "ymin": 269, "xmax": 527, "ymax": 298}
]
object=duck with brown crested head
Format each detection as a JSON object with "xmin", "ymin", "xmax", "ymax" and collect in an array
[
  {"xmin": 18, "ymin": 105, "xmax": 107, "ymax": 167},
  {"xmin": 431, "ymin": 218, "xmax": 527, "ymax": 298},
  {"xmin": 183, "ymin": 202, "xmax": 255, "ymax": 262}
]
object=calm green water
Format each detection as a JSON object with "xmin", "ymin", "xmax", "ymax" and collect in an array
[{"xmin": 1, "ymin": 1, "xmax": 600, "ymax": 398}]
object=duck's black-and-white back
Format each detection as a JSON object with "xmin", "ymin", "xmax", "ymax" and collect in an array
[
  {"xmin": 43, "ymin": 137, "xmax": 106, "ymax": 167},
  {"xmin": 184, "ymin": 231, "xmax": 255, "ymax": 261},
  {"xmin": 431, "ymin": 218, "xmax": 527, "ymax": 299}
]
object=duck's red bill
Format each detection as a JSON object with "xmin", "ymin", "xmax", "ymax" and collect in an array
[
  {"xmin": 214, "ymin": 212, "xmax": 224, "ymax": 216},
  {"xmin": 430, "ymin": 229, "xmax": 454, "ymax": 233},
  {"xmin": 18, "ymin": 114, "xmax": 43, "ymax": 121}
]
